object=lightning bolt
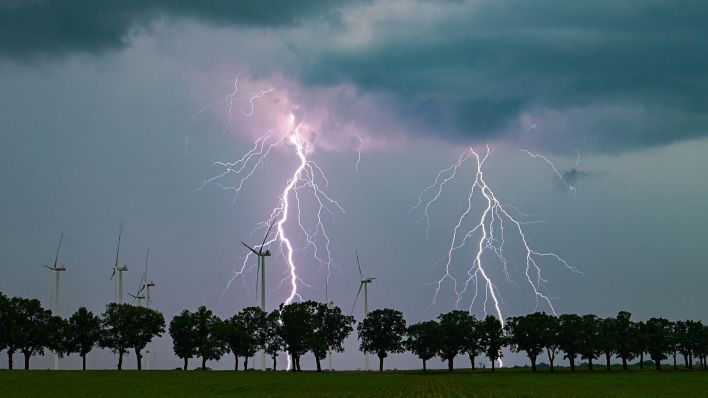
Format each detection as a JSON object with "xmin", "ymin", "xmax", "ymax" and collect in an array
[
  {"xmin": 521, "ymin": 149, "xmax": 577, "ymax": 197},
  {"xmin": 412, "ymin": 146, "xmax": 581, "ymax": 368},
  {"xmin": 193, "ymin": 80, "xmax": 344, "ymax": 311}
]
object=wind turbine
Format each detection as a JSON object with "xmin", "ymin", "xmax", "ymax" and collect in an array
[
  {"xmin": 110, "ymin": 222, "xmax": 129, "ymax": 304},
  {"xmin": 242, "ymin": 219, "xmax": 275, "ymax": 371},
  {"xmin": 351, "ymin": 250, "xmax": 375, "ymax": 371},
  {"xmin": 42, "ymin": 232, "xmax": 67, "ymax": 370},
  {"xmin": 131, "ymin": 247, "xmax": 157, "ymax": 370}
]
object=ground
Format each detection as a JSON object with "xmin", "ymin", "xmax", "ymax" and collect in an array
[{"xmin": 2, "ymin": 368, "xmax": 707, "ymax": 397}]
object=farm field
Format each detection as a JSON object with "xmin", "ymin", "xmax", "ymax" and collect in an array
[{"xmin": 1, "ymin": 368, "xmax": 707, "ymax": 398}]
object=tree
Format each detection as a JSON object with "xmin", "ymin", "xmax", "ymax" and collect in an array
[
  {"xmin": 66, "ymin": 307, "xmax": 101, "ymax": 370},
  {"xmin": 128, "ymin": 306, "xmax": 165, "ymax": 370},
  {"xmin": 309, "ymin": 302, "xmax": 355, "ymax": 372},
  {"xmin": 279, "ymin": 302, "xmax": 312, "ymax": 371},
  {"xmin": 12, "ymin": 297, "xmax": 52, "ymax": 370},
  {"xmin": 0, "ymin": 293, "xmax": 9, "ymax": 361},
  {"xmin": 685, "ymin": 320, "xmax": 705, "ymax": 369},
  {"xmin": 233, "ymin": 307, "xmax": 267, "ymax": 370},
  {"xmin": 169, "ymin": 310, "xmax": 198, "ymax": 370},
  {"xmin": 540, "ymin": 313, "xmax": 560, "ymax": 371},
  {"xmin": 436, "ymin": 310, "xmax": 469, "ymax": 372},
  {"xmin": 357, "ymin": 308, "xmax": 406, "ymax": 371},
  {"xmin": 1, "ymin": 294, "xmax": 20, "ymax": 369},
  {"xmin": 644, "ymin": 317, "xmax": 672, "ymax": 370},
  {"xmin": 558, "ymin": 314, "xmax": 583, "ymax": 371},
  {"xmin": 193, "ymin": 306, "xmax": 227, "ymax": 369},
  {"xmin": 406, "ymin": 320, "xmax": 440, "ymax": 372},
  {"xmin": 480, "ymin": 315, "xmax": 504, "ymax": 371},
  {"xmin": 263, "ymin": 309, "xmax": 285, "ymax": 370},
  {"xmin": 462, "ymin": 315, "xmax": 483, "ymax": 371},
  {"xmin": 634, "ymin": 321, "xmax": 650, "ymax": 369},
  {"xmin": 220, "ymin": 315, "xmax": 249, "ymax": 371},
  {"xmin": 614, "ymin": 311, "xmax": 636, "ymax": 370},
  {"xmin": 46, "ymin": 315, "xmax": 69, "ymax": 363},
  {"xmin": 578, "ymin": 314, "xmax": 600, "ymax": 371},
  {"xmin": 505, "ymin": 312, "xmax": 547, "ymax": 372},
  {"xmin": 596, "ymin": 316, "xmax": 617, "ymax": 371},
  {"xmin": 99, "ymin": 303, "xmax": 133, "ymax": 370}
]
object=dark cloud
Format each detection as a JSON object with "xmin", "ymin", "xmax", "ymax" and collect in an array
[
  {"xmin": 297, "ymin": 0, "xmax": 708, "ymax": 153},
  {"xmin": 0, "ymin": 0, "xmax": 351, "ymax": 59},
  {"xmin": 2, "ymin": 0, "xmax": 707, "ymax": 153}
]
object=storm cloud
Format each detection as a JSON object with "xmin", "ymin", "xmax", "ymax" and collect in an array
[{"xmin": 2, "ymin": 0, "xmax": 707, "ymax": 153}]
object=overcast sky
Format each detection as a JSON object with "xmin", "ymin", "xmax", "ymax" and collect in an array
[{"xmin": 1, "ymin": 0, "xmax": 707, "ymax": 371}]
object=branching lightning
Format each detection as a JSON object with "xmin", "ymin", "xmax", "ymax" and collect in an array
[
  {"xmin": 411, "ymin": 146, "xmax": 581, "ymax": 366},
  {"xmin": 193, "ymin": 79, "xmax": 344, "ymax": 310},
  {"xmin": 521, "ymin": 149, "xmax": 578, "ymax": 197}
]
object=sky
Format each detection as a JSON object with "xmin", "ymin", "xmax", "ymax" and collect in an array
[{"xmin": 1, "ymin": 0, "xmax": 708, "ymax": 371}]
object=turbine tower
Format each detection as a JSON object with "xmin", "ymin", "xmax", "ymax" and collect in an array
[
  {"xmin": 242, "ymin": 219, "xmax": 275, "ymax": 371},
  {"xmin": 351, "ymin": 250, "xmax": 375, "ymax": 371},
  {"xmin": 131, "ymin": 247, "xmax": 156, "ymax": 370},
  {"xmin": 110, "ymin": 222, "xmax": 129, "ymax": 304},
  {"xmin": 42, "ymin": 232, "xmax": 67, "ymax": 370}
]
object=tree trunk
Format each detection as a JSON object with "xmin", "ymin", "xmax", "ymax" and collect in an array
[
  {"xmin": 296, "ymin": 355, "xmax": 301, "ymax": 371},
  {"xmin": 547, "ymin": 349, "xmax": 555, "ymax": 372},
  {"xmin": 379, "ymin": 355, "xmax": 384, "ymax": 372},
  {"xmin": 588, "ymin": 358, "xmax": 594, "ymax": 371},
  {"xmin": 622, "ymin": 357, "xmax": 627, "ymax": 371},
  {"xmin": 82, "ymin": 354, "xmax": 87, "ymax": 370},
  {"xmin": 491, "ymin": 358, "xmax": 496, "ymax": 371},
  {"xmin": 315, "ymin": 355, "xmax": 322, "ymax": 372},
  {"xmin": 639, "ymin": 352, "xmax": 644, "ymax": 369},
  {"xmin": 183, "ymin": 357, "xmax": 188, "ymax": 371},
  {"xmin": 23, "ymin": 352, "xmax": 30, "ymax": 370},
  {"xmin": 530, "ymin": 354, "xmax": 537, "ymax": 372},
  {"xmin": 290, "ymin": 353, "xmax": 296, "ymax": 372},
  {"xmin": 272, "ymin": 355, "xmax": 277, "ymax": 371},
  {"xmin": 447, "ymin": 357, "xmax": 453, "ymax": 372},
  {"xmin": 135, "ymin": 348, "xmax": 142, "ymax": 370},
  {"xmin": 569, "ymin": 356, "xmax": 575, "ymax": 371},
  {"xmin": 673, "ymin": 352, "xmax": 677, "ymax": 370},
  {"xmin": 469, "ymin": 353, "xmax": 476, "ymax": 370},
  {"xmin": 234, "ymin": 355, "xmax": 239, "ymax": 371},
  {"xmin": 118, "ymin": 351, "xmax": 123, "ymax": 370},
  {"xmin": 8, "ymin": 351, "xmax": 13, "ymax": 370},
  {"xmin": 422, "ymin": 359, "xmax": 427, "ymax": 372},
  {"xmin": 683, "ymin": 353, "xmax": 689, "ymax": 369},
  {"xmin": 201, "ymin": 356, "xmax": 206, "ymax": 369},
  {"xmin": 605, "ymin": 352, "xmax": 611, "ymax": 371},
  {"xmin": 244, "ymin": 356, "xmax": 248, "ymax": 371},
  {"xmin": 655, "ymin": 358, "xmax": 661, "ymax": 371}
]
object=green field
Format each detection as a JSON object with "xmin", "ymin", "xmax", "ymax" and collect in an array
[{"xmin": 2, "ymin": 369, "xmax": 707, "ymax": 397}]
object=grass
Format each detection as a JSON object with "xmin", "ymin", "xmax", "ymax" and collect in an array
[{"xmin": 1, "ymin": 368, "xmax": 707, "ymax": 397}]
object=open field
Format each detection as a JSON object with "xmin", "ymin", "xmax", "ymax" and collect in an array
[{"xmin": 2, "ymin": 369, "xmax": 707, "ymax": 398}]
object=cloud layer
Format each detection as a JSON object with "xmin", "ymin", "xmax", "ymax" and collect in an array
[{"xmin": 3, "ymin": 0, "xmax": 707, "ymax": 153}]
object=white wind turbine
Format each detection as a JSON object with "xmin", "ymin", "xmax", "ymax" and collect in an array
[
  {"xmin": 351, "ymin": 250, "xmax": 375, "ymax": 371},
  {"xmin": 111, "ymin": 222, "xmax": 129, "ymax": 304},
  {"xmin": 129, "ymin": 247, "xmax": 157, "ymax": 369},
  {"xmin": 242, "ymin": 219, "xmax": 275, "ymax": 371},
  {"xmin": 42, "ymin": 232, "xmax": 67, "ymax": 370}
]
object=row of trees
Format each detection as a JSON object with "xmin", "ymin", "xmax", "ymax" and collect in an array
[
  {"xmin": 0, "ymin": 292, "xmax": 164, "ymax": 370},
  {"xmin": 169, "ymin": 301, "xmax": 354, "ymax": 372},
  {"xmin": 4, "ymin": 290, "xmax": 708, "ymax": 372}
]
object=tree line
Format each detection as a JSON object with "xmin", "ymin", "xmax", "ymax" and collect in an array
[{"xmin": 2, "ymin": 291, "xmax": 708, "ymax": 372}]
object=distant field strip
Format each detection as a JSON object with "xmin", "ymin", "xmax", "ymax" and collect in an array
[{"xmin": 2, "ymin": 369, "xmax": 707, "ymax": 397}]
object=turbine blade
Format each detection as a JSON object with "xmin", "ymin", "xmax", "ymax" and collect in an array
[
  {"xmin": 115, "ymin": 222, "xmax": 123, "ymax": 269},
  {"xmin": 42, "ymin": 265, "xmax": 53, "ymax": 271},
  {"xmin": 53, "ymin": 232, "xmax": 63, "ymax": 268},
  {"xmin": 259, "ymin": 218, "xmax": 276, "ymax": 254},
  {"xmin": 241, "ymin": 242, "xmax": 259, "ymax": 255},
  {"xmin": 110, "ymin": 268, "xmax": 116, "ymax": 281},
  {"xmin": 351, "ymin": 282, "xmax": 364, "ymax": 315},
  {"xmin": 356, "ymin": 250, "xmax": 363, "ymax": 279}
]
